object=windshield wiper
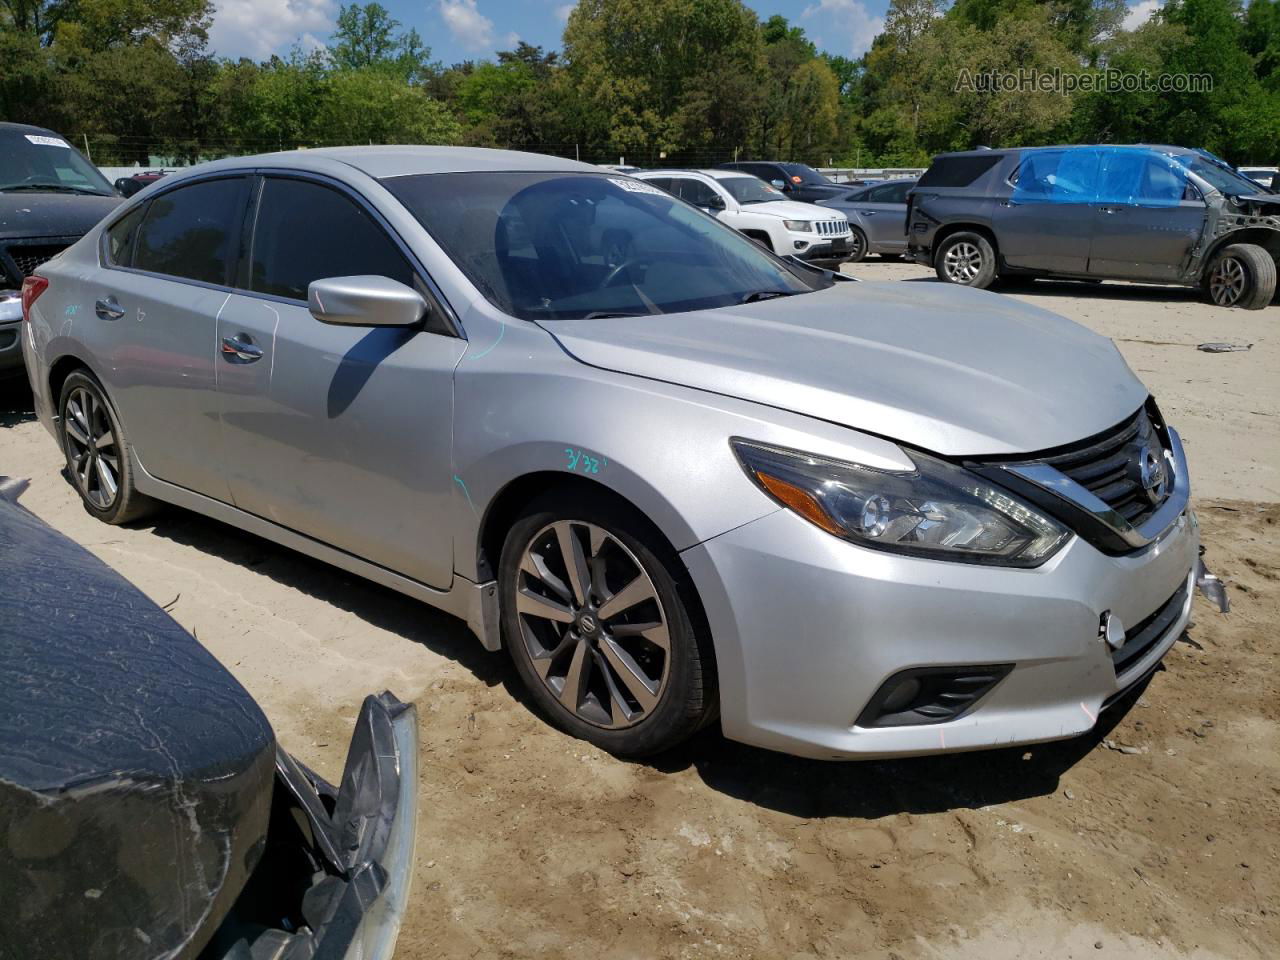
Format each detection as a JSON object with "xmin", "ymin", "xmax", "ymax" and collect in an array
[
  {"xmin": 739, "ymin": 290, "xmax": 801, "ymax": 304},
  {"xmin": 582, "ymin": 310, "xmax": 652, "ymax": 319},
  {"xmin": 1, "ymin": 183, "xmax": 106, "ymax": 195}
]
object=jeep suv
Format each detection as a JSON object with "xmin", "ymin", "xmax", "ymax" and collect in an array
[{"xmin": 908, "ymin": 145, "xmax": 1280, "ymax": 309}]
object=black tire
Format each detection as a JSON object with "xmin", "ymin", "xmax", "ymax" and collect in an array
[
  {"xmin": 879, "ymin": 253, "xmax": 903, "ymax": 261},
  {"xmin": 499, "ymin": 489, "xmax": 716, "ymax": 756},
  {"xmin": 846, "ymin": 226, "xmax": 868, "ymax": 263},
  {"xmin": 934, "ymin": 231, "xmax": 997, "ymax": 289},
  {"xmin": 1202, "ymin": 243, "xmax": 1276, "ymax": 309},
  {"xmin": 58, "ymin": 371, "xmax": 156, "ymax": 524}
]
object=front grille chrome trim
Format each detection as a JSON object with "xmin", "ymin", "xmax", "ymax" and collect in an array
[{"xmin": 1002, "ymin": 426, "xmax": 1189, "ymax": 550}]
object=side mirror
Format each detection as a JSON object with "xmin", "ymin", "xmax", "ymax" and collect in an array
[
  {"xmin": 770, "ymin": 179, "xmax": 787, "ymax": 189},
  {"xmin": 308, "ymin": 275, "xmax": 427, "ymax": 327},
  {"xmin": 704, "ymin": 196, "xmax": 727, "ymax": 212}
]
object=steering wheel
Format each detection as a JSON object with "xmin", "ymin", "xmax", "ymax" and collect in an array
[{"xmin": 597, "ymin": 256, "xmax": 649, "ymax": 289}]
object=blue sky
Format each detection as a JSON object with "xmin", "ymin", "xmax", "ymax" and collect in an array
[{"xmin": 206, "ymin": 0, "xmax": 1159, "ymax": 67}]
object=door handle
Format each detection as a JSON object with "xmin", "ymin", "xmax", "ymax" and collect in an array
[
  {"xmin": 1098, "ymin": 206, "xmax": 1120, "ymax": 214},
  {"xmin": 998, "ymin": 200, "xmax": 1013, "ymax": 207},
  {"xmin": 221, "ymin": 334, "xmax": 263, "ymax": 364},
  {"xmin": 95, "ymin": 296, "xmax": 125, "ymax": 321},
  {"xmin": 859, "ymin": 210, "xmax": 876, "ymax": 216}
]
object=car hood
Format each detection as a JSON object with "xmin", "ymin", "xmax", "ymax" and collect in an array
[
  {"xmin": 739, "ymin": 199, "xmax": 843, "ymax": 220},
  {"xmin": 541, "ymin": 281, "xmax": 1147, "ymax": 456},
  {"xmin": 0, "ymin": 191, "xmax": 121, "ymax": 241}
]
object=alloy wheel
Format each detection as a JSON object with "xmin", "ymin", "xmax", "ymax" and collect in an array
[
  {"xmin": 849, "ymin": 230, "xmax": 864, "ymax": 259},
  {"xmin": 1209, "ymin": 256, "xmax": 1246, "ymax": 306},
  {"xmin": 514, "ymin": 520, "xmax": 670, "ymax": 729},
  {"xmin": 63, "ymin": 387, "xmax": 120, "ymax": 510},
  {"xmin": 943, "ymin": 241, "xmax": 983, "ymax": 283}
]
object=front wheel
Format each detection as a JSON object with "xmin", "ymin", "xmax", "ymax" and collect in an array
[
  {"xmin": 935, "ymin": 232, "xmax": 997, "ymax": 289},
  {"xmin": 499, "ymin": 491, "xmax": 716, "ymax": 756},
  {"xmin": 1203, "ymin": 244, "xmax": 1276, "ymax": 309}
]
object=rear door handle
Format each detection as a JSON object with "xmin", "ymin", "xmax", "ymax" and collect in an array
[
  {"xmin": 221, "ymin": 334, "xmax": 263, "ymax": 364},
  {"xmin": 95, "ymin": 296, "xmax": 125, "ymax": 321},
  {"xmin": 1098, "ymin": 206, "xmax": 1120, "ymax": 214}
]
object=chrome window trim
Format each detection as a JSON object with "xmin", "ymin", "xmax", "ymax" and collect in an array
[{"xmin": 1002, "ymin": 427, "xmax": 1189, "ymax": 550}]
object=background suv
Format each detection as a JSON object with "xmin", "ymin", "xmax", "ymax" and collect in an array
[
  {"xmin": 636, "ymin": 169, "xmax": 852, "ymax": 262},
  {"xmin": 1, "ymin": 122, "xmax": 120, "ymax": 378},
  {"xmin": 908, "ymin": 145, "xmax": 1280, "ymax": 309},
  {"xmin": 715, "ymin": 161, "xmax": 846, "ymax": 203}
]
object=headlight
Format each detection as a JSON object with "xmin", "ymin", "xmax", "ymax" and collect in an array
[
  {"xmin": 782, "ymin": 220, "xmax": 813, "ymax": 232},
  {"xmin": 732, "ymin": 439, "xmax": 1069, "ymax": 567}
]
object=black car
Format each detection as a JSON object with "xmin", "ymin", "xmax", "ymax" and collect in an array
[
  {"xmin": 714, "ymin": 161, "xmax": 846, "ymax": 203},
  {"xmin": 907, "ymin": 145, "xmax": 1280, "ymax": 309},
  {"xmin": 0, "ymin": 477, "xmax": 418, "ymax": 960},
  {"xmin": 1, "ymin": 123, "xmax": 121, "ymax": 377}
]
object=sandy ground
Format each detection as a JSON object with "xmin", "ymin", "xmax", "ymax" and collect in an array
[{"xmin": 1, "ymin": 263, "xmax": 1277, "ymax": 959}]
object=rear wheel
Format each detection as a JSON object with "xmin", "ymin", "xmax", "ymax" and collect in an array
[
  {"xmin": 499, "ymin": 491, "xmax": 715, "ymax": 756},
  {"xmin": 935, "ymin": 232, "xmax": 997, "ymax": 289},
  {"xmin": 1203, "ymin": 244, "xmax": 1276, "ymax": 309},
  {"xmin": 846, "ymin": 226, "xmax": 868, "ymax": 263},
  {"xmin": 58, "ymin": 371, "xmax": 156, "ymax": 524}
]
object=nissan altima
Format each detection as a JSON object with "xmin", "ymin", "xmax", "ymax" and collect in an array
[{"xmin": 21, "ymin": 146, "xmax": 1203, "ymax": 759}]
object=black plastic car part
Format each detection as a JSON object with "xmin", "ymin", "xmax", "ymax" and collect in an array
[
  {"xmin": 0, "ymin": 480, "xmax": 418, "ymax": 960},
  {"xmin": 855, "ymin": 664, "xmax": 1013, "ymax": 728}
]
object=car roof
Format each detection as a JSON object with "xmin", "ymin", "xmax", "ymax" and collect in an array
[
  {"xmin": 0, "ymin": 121, "xmax": 59, "ymax": 137},
  {"xmin": 932, "ymin": 144, "xmax": 1197, "ymax": 161},
  {"xmin": 164, "ymin": 145, "xmax": 600, "ymax": 183},
  {"xmin": 637, "ymin": 169, "xmax": 755, "ymax": 181}
]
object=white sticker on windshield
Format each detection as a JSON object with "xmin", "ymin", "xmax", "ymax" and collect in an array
[
  {"xmin": 25, "ymin": 134, "xmax": 70, "ymax": 148},
  {"xmin": 609, "ymin": 177, "xmax": 665, "ymax": 196}
]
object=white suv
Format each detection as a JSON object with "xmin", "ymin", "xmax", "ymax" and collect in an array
[{"xmin": 636, "ymin": 169, "xmax": 852, "ymax": 263}]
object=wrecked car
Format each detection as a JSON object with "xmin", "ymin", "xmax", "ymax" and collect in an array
[
  {"xmin": 21, "ymin": 146, "xmax": 1219, "ymax": 760},
  {"xmin": 0, "ymin": 477, "xmax": 418, "ymax": 960},
  {"xmin": 908, "ymin": 145, "xmax": 1280, "ymax": 308}
]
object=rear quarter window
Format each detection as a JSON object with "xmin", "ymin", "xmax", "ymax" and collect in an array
[
  {"xmin": 917, "ymin": 155, "xmax": 1003, "ymax": 188},
  {"xmin": 104, "ymin": 206, "xmax": 145, "ymax": 267}
]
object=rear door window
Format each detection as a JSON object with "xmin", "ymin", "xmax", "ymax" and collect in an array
[
  {"xmin": 248, "ymin": 177, "xmax": 415, "ymax": 301},
  {"xmin": 1097, "ymin": 150, "xmax": 1189, "ymax": 207},
  {"xmin": 1011, "ymin": 150, "xmax": 1101, "ymax": 203},
  {"xmin": 133, "ymin": 177, "xmax": 249, "ymax": 285}
]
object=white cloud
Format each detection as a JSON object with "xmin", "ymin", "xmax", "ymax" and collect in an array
[
  {"xmin": 556, "ymin": 3, "xmax": 576, "ymax": 22},
  {"xmin": 439, "ymin": 0, "xmax": 516, "ymax": 52},
  {"xmin": 208, "ymin": 0, "xmax": 336, "ymax": 60},
  {"xmin": 801, "ymin": 0, "xmax": 884, "ymax": 58},
  {"xmin": 1123, "ymin": 0, "xmax": 1161, "ymax": 30}
]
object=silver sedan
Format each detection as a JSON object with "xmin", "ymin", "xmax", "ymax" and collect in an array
[
  {"xmin": 816, "ymin": 177, "xmax": 917, "ymax": 262},
  {"xmin": 21, "ymin": 147, "xmax": 1199, "ymax": 759}
]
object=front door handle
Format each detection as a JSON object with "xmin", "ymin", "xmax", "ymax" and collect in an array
[
  {"xmin": 859, "ymin": 210, "xmax": 876, "ymax": 216},
  {"xmin": 1098, "ymin": 205, "xmax": 1120, "ymax": 214},
  {"xmin": 221, "ymin": 334, "xmax": 263, "ymax": 364},
  {"xmin": 95, "ymin": 296, "xmax": 125, "ymax": 320}
]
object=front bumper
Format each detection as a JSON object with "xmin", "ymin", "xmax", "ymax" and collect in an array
[
  {"xmin": 204, "ymin": 692, "xmax": 419, "ymax": 960},
  {"xmin": 0, "ymin": 292, "xmax": 23, "ymax": 378},
  {"xmin": 792, "ymin": 236, "xmax": 852, "ymax": 262},
  {"xmin": 683, "ymin": 504, "xmax": 1199, "ymax": 760}
]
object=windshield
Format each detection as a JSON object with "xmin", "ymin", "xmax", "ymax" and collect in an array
[
  {"xmin": 0, "ymin": 130, "xmax": 115, "ymax": 196},
  {"xmin": 1165, "ymin": 152, "xmax": 1265, "ymax": 197},
  {"xmin": 780, "ymin": 164, "xmax": 833, "ymax": 186},
  {"xmin": 383, "ymin": 172, "xmax": 824, "ymax": 321},
  {"xmin": 721, "ymin": 177, "xmax": 785, "ymax": 204}
]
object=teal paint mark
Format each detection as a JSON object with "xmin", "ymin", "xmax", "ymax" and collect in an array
[
  {"xmin": 564, "ymin": 448, "xmax": 607, "ymax": 475},
  {"xmin": 453, "ymin": 474, "xmax": 477, "ymax": 515},
  {"xmin": 65, "ymin": 304, "xmax": 80, "ymax": 317},
  {"xmin": 467, "ymin": 323, "xmax": 505, "ymax": 361}
]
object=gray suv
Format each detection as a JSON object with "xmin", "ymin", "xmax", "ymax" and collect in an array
[{"xmin": 908, "ymin": 145, "xmax": 1280, "ymax": 309}]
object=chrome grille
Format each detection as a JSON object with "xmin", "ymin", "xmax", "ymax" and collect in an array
[
  {"xmin": 1037, "ymin": 407, "xmax": 1167, "ymax": 526},
  {"xmin": 816, "ymin": 220, "xmax": 848, "ymax": 237}
]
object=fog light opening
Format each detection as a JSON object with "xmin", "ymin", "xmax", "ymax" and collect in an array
[{"xmin": 855, "ymin": 664, "xmax": 1012, "ymax": 728}]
